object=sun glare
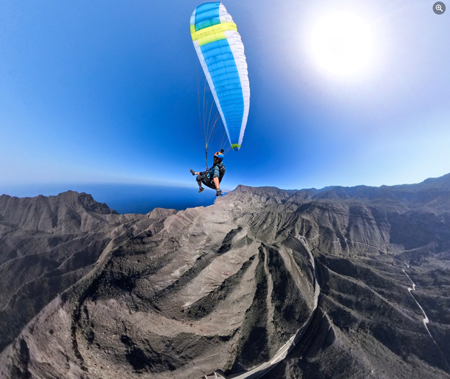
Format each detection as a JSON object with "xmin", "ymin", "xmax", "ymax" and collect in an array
[{"xmin": 310, "ymin": 12, "xmax": 373, "ymax": 78}]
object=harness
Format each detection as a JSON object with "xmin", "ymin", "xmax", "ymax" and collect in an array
[{"xmin": 207, "ymin": 163, "xmax": 226, "ymax": 182}]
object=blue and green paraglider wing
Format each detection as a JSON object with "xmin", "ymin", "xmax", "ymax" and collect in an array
[{"xmin": 190, "ymin": 2, "xmax": 250, "ymax": 151}]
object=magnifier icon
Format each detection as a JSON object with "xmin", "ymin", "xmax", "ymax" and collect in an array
[{"xmin": 433, "ymin": 2, "xmax": 446, "ymax": 13}]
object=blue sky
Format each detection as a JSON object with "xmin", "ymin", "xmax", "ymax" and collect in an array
[{"xmin": 1, "ymin": 0, "xmax": 449, "ymax": 195}]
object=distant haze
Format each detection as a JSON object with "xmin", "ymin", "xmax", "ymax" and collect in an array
[{"xmin": 0, "ymin": 184, "xmax": 218, "ymax": 214}]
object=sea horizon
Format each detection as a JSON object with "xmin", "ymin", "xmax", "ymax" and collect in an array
[{"xmin": 0, "ymin": 183, "xmax": 222, "ymax": 214}]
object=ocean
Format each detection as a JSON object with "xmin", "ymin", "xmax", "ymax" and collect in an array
[{"xmin": 0, "ymin": 183, "xmax": 220, "ymax": 214}]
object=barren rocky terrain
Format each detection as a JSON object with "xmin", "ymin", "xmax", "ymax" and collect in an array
[{"xmin": 1, "ymin": 174, "xmax": 450, "ymax": 378}]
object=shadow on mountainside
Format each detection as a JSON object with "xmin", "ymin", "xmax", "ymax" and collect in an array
[{"xmin": 1, "ymin": 174, "xmax": 450, "ymax": 378}]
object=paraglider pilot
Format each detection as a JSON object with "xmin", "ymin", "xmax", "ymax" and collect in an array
[{"xmin": 190, "ymin": 150, "xmax": 225, "ymax": 196}]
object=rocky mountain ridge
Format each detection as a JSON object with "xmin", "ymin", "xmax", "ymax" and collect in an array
[{"xmin": 0, "ymin": 175, "xmax": 449, "ymax": 378}]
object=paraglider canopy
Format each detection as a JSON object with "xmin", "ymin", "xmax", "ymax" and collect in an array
[{"xmin": 190, "ymin": 2, "xmax": 250, "ymax": 152}]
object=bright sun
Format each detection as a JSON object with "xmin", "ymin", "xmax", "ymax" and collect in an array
[{"xmin": 310, "ymin": 12, "xmax": 373, "ymax": 78}]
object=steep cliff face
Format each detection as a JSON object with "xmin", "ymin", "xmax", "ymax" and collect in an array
[
  {"xmin": 0, "ymin": 192, "xmax": 176, "ymax": 355},
  {"xmin": 1, "ymin": 175, "xmax": 450, "ymax": 379}
]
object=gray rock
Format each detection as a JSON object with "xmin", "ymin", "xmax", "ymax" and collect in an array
[{"xmin": 0, "ymin": 175, "xmax": 450, "ymax": 379}]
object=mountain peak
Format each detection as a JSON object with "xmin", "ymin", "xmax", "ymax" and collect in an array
[
  {"xmin": 1, "ymin": 174, "xmax": 450, "ymax": 378},
  {"xmin": 0, "ymin": 191, "xmax": 119, "ymax": 234}
]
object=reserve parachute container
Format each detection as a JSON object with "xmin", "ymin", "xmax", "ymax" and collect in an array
[{"xmin": 190, "ymin": 2, "xmax": 250, "ymax": 151}]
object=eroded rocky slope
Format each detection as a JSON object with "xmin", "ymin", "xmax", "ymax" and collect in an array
[{"xmin": 1, "ymin": 175, "xmax": 450, "ymax": 378}]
